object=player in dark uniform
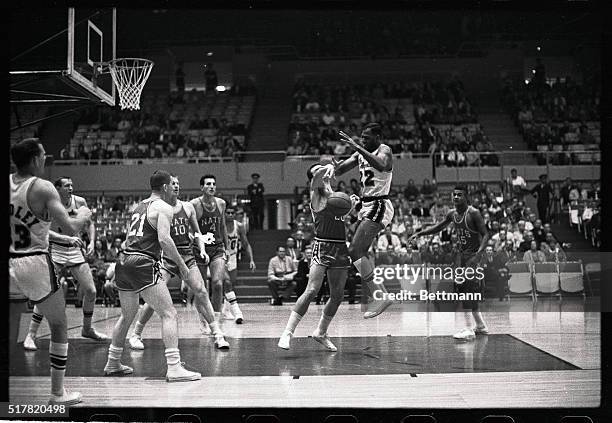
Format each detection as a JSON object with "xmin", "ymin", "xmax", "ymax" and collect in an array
[
  {"xmin": 190, "ymin": 174, "xmax": 229, "ymax": 329},
  {"xmin": 126, "ymin": 175, "xmax": 229, "ymax": 350},
  {"xmin": 278, "ymin": 159, "xmax": 358, "ymax": 351},
  {"xmin": 103, "ymin": 170, "xmax": 201, "ymax": 382},
  {"xmin": 409, "ymin": 184, "xmax": 490, "ymax": 340}
]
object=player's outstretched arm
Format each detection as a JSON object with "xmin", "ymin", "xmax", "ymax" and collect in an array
[
  {"xmin": 49, "ymin": 229, "xmax": 84, "ymax": 248},
  {"xmin": 409, "ymin": 210, "xmax": 453, "ymax": 241},
  {"xmin": 310, "ymin": 166, "xmax": 333, "ymax": 213},
  {"xmin": 338, "ymin": 132, "xmax": 392, "ymax": 172},
  {"xmin": 332, "ymin": 152, "xmax": 359, "ymax": 177},
  {"xmin": 78, "ymin": 197, "xmax": 96, "ymax": 255},
  {"xmin": 38, "ymin": 179, "xmax": 91, "ymax": 235},
  {"xmin": 218, "ymin": 198, "xmax": 229, "ymax": 259},
  {"xmin": 152, "ymin": 200, "xmax": 189, "ymax": 279}
]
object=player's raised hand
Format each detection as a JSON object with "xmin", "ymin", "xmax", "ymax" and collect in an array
[
  {"xmin": 338, "ymin": 131, "xmax": 361, "ymax": 150},
  {"xmin": 249, "ymin": 260, "xmax": 256, "ymax": 271},
  {"xmin": 86, "ymin": 241, "xmax": 95, "ymax": 256},
  {"xmin": 350, "ymin": 194, "xmax": 360, "ymax": 207},
  {"xmin": 322, "ymin": 163, "xmax": 335, "ymax": 180}
]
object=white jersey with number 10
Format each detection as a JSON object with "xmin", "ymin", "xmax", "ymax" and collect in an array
[{"xmin": 357, "ymin": 145, "xmax": 392, "ymax": 197}]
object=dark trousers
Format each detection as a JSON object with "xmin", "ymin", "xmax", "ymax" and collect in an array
[
  {"xmin": 537, "ymin": 202, "xmax": 549, "ymax": 223},
  {"xmin": 250, "ymin": 205, "xmax": 264, "ymax": 229},
  {"xmin": 268, "ymin": 280, "xmax": 296, "ymax": 301}
]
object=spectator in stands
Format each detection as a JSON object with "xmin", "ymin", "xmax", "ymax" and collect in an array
[
  {"xmin": 108, "ymin": 145, "xmax": 124, "ymax": 160},
  {"xmin": 424, "ymin": 242, "xmax": 450, "ymax": 264},
  {"xmin": 59, "ymin": 144, "xmax": 72, "ymax": 160},
  {"xmin": 349, "ymin": 179, "xmax": 361, "ymax": 196},
  {"xmin": 523, "ymin": 240, "xmax": 546, "ymax": 264},
  {"xmin": 204, "ymin": 63, "xmax": 218, "ymax": 94},
  {"xmin": 287, "ymin": 139, "xmax": 303, "ymax": 156},
  {"xmin": 294, "ymin": 246, "xmax": 313, "ymax": 298},
  {"xmin": 401, "ymin": 244, "xmax": 423, "ymax": 265},
  {"xmin": 376, "ymin": 225, "xmax": 402, "ymax": 265},
  {"xmin": 532, "ymin": 219, "xmax": 546, "ymax": 244},
  {"xmin": 267, "ymin": 246, "xmax": 297, "ymax": 306},
  {"xmin": 530, "ymin": 174, "xmax": 554, "ymax": 223},
  {"xmin": 146, "ymin": 142, "xmax": 163, "ymax": 159},
  {"xmin": 76, "ymin": 144, "xmax": 89, "ymax": 160},
  {"xmin": 479, "ymin": 245, "xmax": 503, "ymax": 300},
  {"xmin": 509, "ymin": 168, "xmax": 527, "ymax": 200},
  {"xmin": 420, "ymin": 178, "xmax": 435, "ymax": 198},
  {"xmin": 285, "ymin": 237, "xmax": 301, "ymax": 265},
  {"xmin": 411, "ymin": 198, "xmax": 430, "ymax": 218},
  {"xmin": 105, "ymin": 237, "xmax": 123, "ymax": 262},
  {"xmin": 247, "ymin": 173, "xmax": 265, "ymax": 230},
  {"xmin": 518, "ymin": 232, "xmax": 535, "ymax": 253},
  {"xmin": 295, "ymin": 203, "xmax": 314, "ymax": 227},
  {"xmin": 403, "ymin": 179, "xmax": 420, "ymax": 201}
]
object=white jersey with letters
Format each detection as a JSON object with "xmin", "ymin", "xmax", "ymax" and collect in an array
[
  {"xmin": 227, "ymin": 220, "xmax": 240, "ymax": 272},
  {"xmin": 357, "ymin": 144, "xmax": 392, "ymax": 198},
  {"xmin": 10, "ymin": 175, "xmax": 51, "ymax": 254},
  {"xmin": 356, "ymin": 145, "xmax": 394, "ymax": 227},
  {"xmin": 9, "ymin": 174, "xmax": 61, "ymax": 303},
  {"xmin": 50, "ymin": 194, "xmax": 87, "ymax": 266}
]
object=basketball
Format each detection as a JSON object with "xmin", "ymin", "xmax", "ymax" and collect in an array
[{"xmin": 327, "ymin": 192, "xmax": 352, "ymax": 216}]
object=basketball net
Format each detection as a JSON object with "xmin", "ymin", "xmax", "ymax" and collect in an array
[{"xmin": 107, "ymin": 58, "xmax": 154, "ymax": 110}]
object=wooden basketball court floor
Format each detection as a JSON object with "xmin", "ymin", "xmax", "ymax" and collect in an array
[{"xmin": 9, "ymin": 300, "xmax": 600, "ymax": 409}]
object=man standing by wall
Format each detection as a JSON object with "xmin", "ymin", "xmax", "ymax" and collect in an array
[{"xmin": 247, "ymin": 173, "xmax": 265, "ymax": 229}]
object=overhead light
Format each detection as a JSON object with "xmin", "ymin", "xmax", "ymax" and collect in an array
[
  {"xmin": 206, "ymin": 52, "xmax": 214, "ymax": 56},
  {"xmin": 537, "ymin": 46, "xmax": 541, "ymax": 51},
  {"xmin": 532, "ymin": 69, "xmax": 536, "ymax": 74},
  {"xmin": 215, "ymin": 85, "xmax": 227, "ymax": 92},
  {"xmin": 524, "ymin": 79, "xmax": 530, "ymax": 85}
]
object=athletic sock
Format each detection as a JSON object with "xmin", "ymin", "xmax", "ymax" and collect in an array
[
  {"xmin": 29, "ymin": 312, "xmax": 43, "ymax": 336},
  {"xmin": 214, "ymin": 311, "xmax": 221, "ymax": 323},
  {"xmin": 463, "ymin": 311, "xmax": 473, "ymax": 328},
  {"xmin": 354, "ymin": 257, "xmax": 387, "ymax": 295},
  {"xmin": 315, "ymin": 313, "xmax": 333, "ymax": 336},
  {"xmin": 83, "ymin": 310, "xmax": 93, "ymax": 332},
  {"xmin": 49, "ymin": 342, "xmax": 68, "ymax": 396},
  {"xmin": 224, "ymin": 291, "xmax": 238, "ymax": 304},
  {"xmin": 107, "ymin": 344, "xmax": 123, "ymax": 365},
  {"xmin": 165, "ymin": 348, "xmax": 181, "ymax": 369},
  {"xmin": 209, "ymin": 320, "xmax": 222, "ymax": 336},
  {"xmin": 133, "ymin": 322, "xmax": 145, "ymax": 337},
  {"xmin": 284, "ymin": 311, "xmax": 302, "ymax": 334}
]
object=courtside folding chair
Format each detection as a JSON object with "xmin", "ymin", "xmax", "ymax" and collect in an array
[
  {"xmin": 558, "ymin": 261, "xmax": 586, "ymax": 298},
  {"xmin": 507, "ymin": 261, "xmax": 535, "ymax": 302},
  {"xmin": 584, "ymin": 262, "xmax": 600, "ymax": 297},
  {"xmin": 533, "ymin": 262, "xmax": 561, "ymax": 300}
]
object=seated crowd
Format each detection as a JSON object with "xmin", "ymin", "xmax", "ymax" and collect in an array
[
  {"xmin": 58, "ymin": 87, "xmax": 256, "ymax": 162},
  {"xmin": 501, "ymin": 75, "xmax": 600, "ymax": 165},
  {"xmin": 287, "ymin": 78, "xmax": 500, "ymax": 167}
]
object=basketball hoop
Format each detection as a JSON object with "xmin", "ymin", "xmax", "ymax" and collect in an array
[{"xmin": 106, "ymin": 58, "xmax": 154, "ymax": 110}]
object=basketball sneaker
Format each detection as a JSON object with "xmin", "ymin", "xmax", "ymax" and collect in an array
[
  {"xmin": 48, "ymin": 389, "xmax": 82, "ymax": 406},
  {"xmin": 363, "ymin": 299, "xmax": 393, "ymax": 319},
  {"xmin": 127, "ymin": 335, "xmax": 144, "ymax": 350},
  {"xmin": 277, "ymin": 330, "xmax": 293, "ymax": 350},
  {"xmin": 82, "ymin": 327, "xmax": 110, "ymax": 341},
  {"xmin": 312, "ymin": 332, "xmax": 337, "ymax": 352},
  {"xmin": 231, "ymin": 303, "xmax": 244, "ymax": 324},
  {"xmin": 473, "ymin": 325, "xmax": 489, "ymax": 335},
  {"xmin": 23, "ymin": 333, "xmax": 37, "ymax": 351},
  {"xmin": 103, "ymin": 362, "xmax": 134, "ymax": 376},
  {"xmin": 214, "ymin": 333, "xmax": 230, "ymax": 349},
  {"xmin": 222, "ymin": 301, "xmax": 234, "ymax": 320},
  {"xmin": 166, "ymin": 363, "xmax": 201, "ymax": 383},
  {"xmin": 453, "ymin": 328, "xmax": 476, "ymax": 341}
]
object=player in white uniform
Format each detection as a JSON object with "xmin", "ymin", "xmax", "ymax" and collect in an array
[
  {"xmin": 326, "ymin": 122, "xmax": 395, "ymax": 318},
  {"xmin": 10, "ymin": 138, "xmax": 92, "ymax": 405},
  {"xmin": 220, "ymin": 205, "xmax": 256, "ymax": 323},
  {"xmin": 23, "ymin": 177, "xmax": 108, "ymax": 351}
]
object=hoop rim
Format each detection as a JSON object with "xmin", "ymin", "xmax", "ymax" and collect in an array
[{"xmin": 95, "ymin": 58, "xmax": 154, "ymax": 74}]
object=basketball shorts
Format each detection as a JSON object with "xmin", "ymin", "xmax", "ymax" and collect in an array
[
  {"xmin": 455, "ymin": 251, "xmax": 483, "ymax": 310},
  {"xmin": 358, "ymin": 198, "xmax": 394, "ymax": 228},
  {"xmin": 115, "ymin": 251, "xmax": 163, "ymax": 293},
  {"xmin": 50, "ymin": 242, "xmax": 86, "ymax": 268},
  {"xmin": 9, "ymin": 252, "xmax": 61, "ymax": 303},
  {"xmin": 195, "ymin": 243, "xmax": 225, "ymax": 265},
  {"xmin": 311, "ymin": 239, "xmax": 351, "ymax": 269},
  {"xmin": 227, "ymin": 253, "xmax": 237, "ymax": 272},
  {"xmin": 161, "ymin": 253, "xmax": 198, "ymax": 278}
]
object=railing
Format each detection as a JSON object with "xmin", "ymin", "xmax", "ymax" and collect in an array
[{"xmin": 49, "ymin": 149, "xmax": 600, "ymax": 168}]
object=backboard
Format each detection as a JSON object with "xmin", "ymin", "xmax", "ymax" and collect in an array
[
  {"xmin": 67, "ymin": 8, "xmax": 116, "ymax": 106},
  {"xmin": 10, "ymin": 7, "xmax": 116, "ymax": 107}
]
